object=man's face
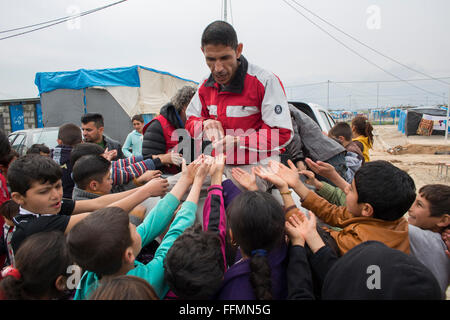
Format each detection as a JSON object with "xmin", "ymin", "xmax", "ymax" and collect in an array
[
  {"xmin": 408, "ymin": 193, "xmax": 441, "ymax": 230},
  {"xmin": 202, "ymin": 43, "xmax": 243, "ymax": 86},
  {"xmin": 82, "ymin": 121, "xmax": 103, "ymax": 143},
  {"xmin": 15, "ymin": 180, "xmax": 63, "ymax": 215}
]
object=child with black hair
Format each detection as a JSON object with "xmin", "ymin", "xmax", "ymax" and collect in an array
[
  {"xmin": 7, "ymin": 154, "xmax": 168, "ymax": 253},
  {"xmin": 164, "ymin": 154, "xmax": 226, "ymax": 299},
  {"xmin": 328, "ymin": 121, "xmax": 363, "ymax": 183},
  {"xmin": 26, "ymin": 143, "xmax": 50, "ymax": 157},
  {"xmin": 270, "ymin": 159, "xmax": 414, "ymax": 255},
  {"xmin": 89, "ymin": 275, "xmax": 158, "ymax": 300},
  {"xmin": 70, "ymin": 142, "xmax": 164, "ymax": 189},
  {"xmin": 71, "ymin": 154, "xmax": 147, "ymax": 226},
  {"xmin": 0, "ymin": 200, "xmax": 19, "ymax": 267},
  {"xmin": 68, "ymin": 157, "xmax": 211, "ymax": 300},
  {"xmin": 407, "ymin": 184, "xmax": 450, "ymax": 298},
  {"xmin": 351, "ymin": 115, "xmax": 374, "ymax": 162},
  {"xmin": 216, "ymin": 189, "xmax": 288, "ymax": 300},
  {"xmin": 52, "ymin": 123, "xmax": 83, "ymax": 198},
  {"xmin": 0, "ymin": 231, "xmax": 73, "ymax": 300}
]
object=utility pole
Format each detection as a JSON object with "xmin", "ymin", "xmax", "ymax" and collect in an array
[
  {"xmin": 327, "ymin": 80, "xmax": 330, "ymax": 109},
  {"xmin": 446, "ymin": 86, "xmax": 449, "ymax": 142},
  {"xmin": 376, "ymin": 83, "xmax": 379, "ymax": 110},
  {"xmin": 224, "ymin": 0, "xmax": 228, "ymax": 22}
]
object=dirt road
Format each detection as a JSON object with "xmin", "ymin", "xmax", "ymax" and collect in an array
[{"xmin": 371, "ymin": 125, "xmax": 450, "ymax": 189}]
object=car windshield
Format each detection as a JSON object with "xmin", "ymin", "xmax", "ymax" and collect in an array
[{"xmin": 32, "ymin": 130, "xmax": 58, "ymax": 149}]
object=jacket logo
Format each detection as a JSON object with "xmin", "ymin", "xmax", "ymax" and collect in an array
[{"xmin": 274, "ymin": 105, "xmax": 282, "ymax": 115}]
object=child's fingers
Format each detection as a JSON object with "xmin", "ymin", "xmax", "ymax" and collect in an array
[
  {"xmin": 287, "ymin": 159, "xmax": 297, "ymax": 171},
  {"xmin": 288, "ymin": 214, "xmax": 301, "ymax": 228}
]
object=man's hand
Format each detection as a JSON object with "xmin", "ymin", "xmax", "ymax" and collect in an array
[
  {"xmin": 203, "ymin": 119, "xmax": 224, "ymax": 142},
  {"xmin": 142, "ymin": 177, "xmax": 169, "ymax": 197},
  {"xmin": 212, "ymin": 135, "xmax": 239, "ymax": 154},
  {"xmin": 231, "ymin": 167, "xmax": 258, "ymax": 191}
]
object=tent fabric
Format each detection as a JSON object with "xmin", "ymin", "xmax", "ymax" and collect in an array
[
  {"xmin": 35, "ymin": 65, "xmax": 199, "ymax": 144},
  {"xmin": 35, "ymin": 66, "xmax": 141, "ymax": 95},
  {"xmin": 404, "ymin": 108, "xmax": 449, "ymax": 136}
]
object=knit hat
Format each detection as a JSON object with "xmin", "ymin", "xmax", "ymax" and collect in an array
[{"xmin": 322, "ymin": 241, "xmax": 442, "ymax": 300}]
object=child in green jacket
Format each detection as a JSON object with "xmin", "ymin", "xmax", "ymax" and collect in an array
[{"xmin": 68, "ymin": 157, "xmax": 211, "ymax": 299}]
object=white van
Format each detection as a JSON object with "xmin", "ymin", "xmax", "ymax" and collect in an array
[{"xmin": 288, "ymin": 101, "xmax": 336, "ymax": 133}]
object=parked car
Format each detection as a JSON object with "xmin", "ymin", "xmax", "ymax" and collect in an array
[
  {"xmin": 288, "ymin": 101, "xmax": 336, "ymax": 133},
  {"xmin": 8, "ymin": 127, "xmax": 59, "ymax": 156}
]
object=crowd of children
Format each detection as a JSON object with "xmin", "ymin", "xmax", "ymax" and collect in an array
[{"xmin": 0, "ymin": 111, "xmax": 448, "ymax": 301}]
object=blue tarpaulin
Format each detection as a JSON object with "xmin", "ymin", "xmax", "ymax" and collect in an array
[
  {"xmin": 9, "ymin": 104, "xmax": 24, "ymax": 132},
  {"xmin": 34, "ymin": 65, "xmax": 198, "ymax": 95},
  {"xmin": 34, "ymin": 66, "xmax": 141, "ymax": 95}
]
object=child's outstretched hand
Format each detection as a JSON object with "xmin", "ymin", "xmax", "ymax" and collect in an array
[
  {"xmin": 285, "ymin": 214, "xmax": 306, "ymax": 247},
  {"xmin": 209, "ymin": 153, "xmax": 225, "ymax": 178},
  {"xmin": 181, "ymin": 156, "xmax": 202, "ymax": 183},
  {"xmin": 304, "ymin": 158, "xmax": 336, "ymax": 179},
  {"xmin": 254, "ymin": 165, "xmax": 288, "ymax": 190},
  {"xmin": 194, "ymin": 157, "xmax": 213, "ymax": 183},
  {"xmin": 299, "ymin": 170, "xmax": 323, "ymax": 190},
  {"xmin": 268, "ymin": 159, "xmax": 301, "ymax": 189},
  {"xmin": 143, "ymin": 177, "xmax": 169, "ymax": 197},
  {"xmin": 231, "ymin": 167, "xmax": 258, "ymax": 191}
]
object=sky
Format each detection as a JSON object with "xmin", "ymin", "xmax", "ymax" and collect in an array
[{"xmin": 0, "ymin": 0, "xmax": 449, "ymax": 110}]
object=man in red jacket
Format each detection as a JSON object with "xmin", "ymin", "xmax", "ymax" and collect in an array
[{"xmin": 185, "ymin": 20, "xmax": 293, "ymax": 190}]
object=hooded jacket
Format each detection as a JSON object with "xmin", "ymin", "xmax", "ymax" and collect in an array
[
  {"xmin": 142, "ymin": 103, "xmax": 192, "ymax": 174},
  {"xmin": 352, "ymin": 135, "xmax": 372, "ymax": 162}
]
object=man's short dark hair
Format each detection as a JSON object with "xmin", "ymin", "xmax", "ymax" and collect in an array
[
  {"xmin": 67, "ymin": 207, "xmax": 132, "ymax": 276},
  {"xmin": 72, "ymin": 155, "xmax": 111, "ymax": 190},
  {"xmin": 7, "ymin": 155, "xmax": 62, "ymax": 195},
  {"xmin": 26, "ymin": 144, "xmax": 50, "ymax": 155},
  {"xmin": 70, "ymin": 143, "xmax": 105, "ymax": 167},
  {"xmin": 81, "ymin": 113, "xmax": 104, "ymax": 128},
  {"xmin": 201, "ymin": 20, "xmax": 238, "ymax": 49},
  {"xmin": 329, "ymin": 122, "xmax": 352, "ymax": 141},
  {"xmin": 164, "ymin": 224, "xmax": 224, "ymax": 299},
  {"xmin": 418, "ymin": 184, "xmax": 450, "ymax": 218},
  {"xmin": 354, "ymin": 160, "xmax": 416, "ymax": 221},
  {"xmin": 58, "ymin": 123, "xmax": 82, "ymax": 146}
]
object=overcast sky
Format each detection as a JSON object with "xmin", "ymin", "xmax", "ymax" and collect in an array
[{"xmin": 0, "ymin": 0, "xmax": 449, "ymax": 110}]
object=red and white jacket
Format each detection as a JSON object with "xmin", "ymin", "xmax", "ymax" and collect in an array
[{"xmin": 185, "ymin": 56, "xmax": 293, "ymax": 165}]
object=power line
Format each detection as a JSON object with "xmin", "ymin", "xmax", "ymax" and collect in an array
[
  {"xmin": 286, "ymin": 77, "xmax": 450, "ymax": 88},
  {"xmin": 281, "ymin": 0, "xmax": 445, "ymax": 98},
  {"xmin": 0, "ymin": 0, "xmax": 127, "ymax": 41},
  {"xmin": 289, "ymin": 0, "xmax": 450, "ymax": 86}
]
